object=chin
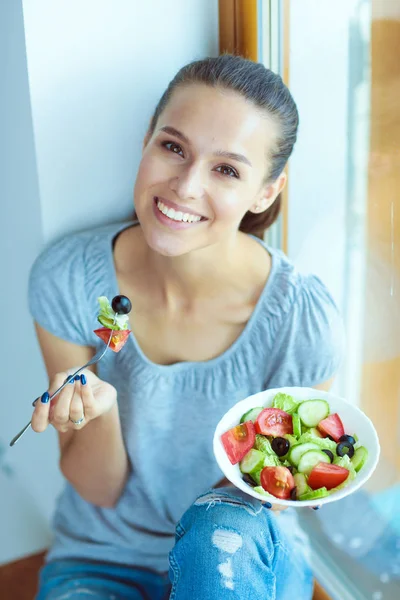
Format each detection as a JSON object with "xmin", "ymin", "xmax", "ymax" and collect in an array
[{"xmin": 141, "ymin": 226, "xmax": 192, "ymax": 257}]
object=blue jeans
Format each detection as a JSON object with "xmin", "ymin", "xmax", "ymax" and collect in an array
[{"xmin": 36, "ymin": 487, "xmax": 313, "ymax": 599}]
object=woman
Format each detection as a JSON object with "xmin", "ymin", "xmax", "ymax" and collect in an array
[{"xmin": 30, "ymin": 55, "xmax": 344, "ymax": 599}]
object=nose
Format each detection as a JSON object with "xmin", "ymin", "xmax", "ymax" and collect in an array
[{"xmin": 169, "ymin": 163, "xmax": 204, "ymax": 200}]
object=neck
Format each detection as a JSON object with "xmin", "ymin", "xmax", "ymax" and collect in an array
[{"xmin": 142, "ymin": 232, "xmax": 248, "ymax": 308}]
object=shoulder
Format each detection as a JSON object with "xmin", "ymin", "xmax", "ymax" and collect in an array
[
  {"xmin": 28, "ymin": 221, "xmax": 132, "ymax": 345},
  {"xmin": 267, "ymin": 247, "xmax": 342, "ymax": 323}
]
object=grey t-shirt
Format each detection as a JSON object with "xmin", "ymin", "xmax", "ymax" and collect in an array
[{"xmin": 28, "ymin": 220, "xmax": 344, "ymax": 572}]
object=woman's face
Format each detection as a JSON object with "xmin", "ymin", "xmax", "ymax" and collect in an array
[{"xmin": 134, "ymin": 84, "xmax": 284, "ymax": 257}]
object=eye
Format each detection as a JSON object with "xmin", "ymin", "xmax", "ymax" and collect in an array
[
  {"xmin": 162, "ymin": 141, "xmax": 184, "ymax": 156},
  {"xmin": 215, "ymin": 165, "xmax": 239, "ymax": 179}
]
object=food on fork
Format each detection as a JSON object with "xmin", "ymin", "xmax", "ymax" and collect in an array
[{"xmin": 93, "ymin": 295, "xmax": 132, "ymax": 353}]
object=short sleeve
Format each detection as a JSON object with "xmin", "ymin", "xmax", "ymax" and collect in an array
[
  {"xmin": 286, "ymin": 274, "xmax": 346, "ymax": 387},
  {"xmin": 28, "ymin": 233, "xmax": 93, "ymax": 346}
]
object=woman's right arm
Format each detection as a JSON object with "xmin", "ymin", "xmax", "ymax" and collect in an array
[{"xmin": 31, "ymin": 323, "xmax": 129, "ymax": 508}]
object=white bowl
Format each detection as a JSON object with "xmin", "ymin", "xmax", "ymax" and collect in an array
[{"xmin": 213, "ymin": 386, "xmax": 380, "ymax": 508}]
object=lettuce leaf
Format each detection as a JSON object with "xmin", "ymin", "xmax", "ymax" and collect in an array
[{"xmin": 272, "ymin": 392, "xmax": 298, "ymax": 414}]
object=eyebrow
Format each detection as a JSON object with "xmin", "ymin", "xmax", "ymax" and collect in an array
[{"xmin": 159, "ymin": 125, "xmax": 252, "ymax": 167}]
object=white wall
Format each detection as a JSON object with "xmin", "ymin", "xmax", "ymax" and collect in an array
[
  {"xmin": 23, "ymin": 0, "xmax": 219, "ymax": 243},
  {"xmin": 0, "ymin": 0, "xmax": 57, "ymax": 564},
  {"xmin": 1, "ymin": 0, "xmax": 218, "ymax": 564}
]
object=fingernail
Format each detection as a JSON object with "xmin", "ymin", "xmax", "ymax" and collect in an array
[
  {"xmin": 69, "ymin": 377, "xmax": 75, "ymax": 384},
  {"xmin": 264, "ymin": 502, "xmax": 272, "ymax": 509},
  {"xmin": 312, "ymin": 506, "xmax": 320, "ymax": 510},
  {"xmin": 41, "ymin": 392, "xmax": 50, "ymax": 404},
  {"xmin": 74, "ymin": 375, "xmax": 80, "ymax": 381},
  {"xmin": 80, "ymin": 374, "xmax": 86, "ymax": 385}
]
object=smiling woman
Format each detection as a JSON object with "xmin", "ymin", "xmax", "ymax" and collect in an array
[{"xmin": 28, "ymin": 54, "xmax": 344, "ymax": 600}]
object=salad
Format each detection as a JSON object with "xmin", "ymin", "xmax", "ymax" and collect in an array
[
  {"xmin": 220, "ymin": 392, "xmax": 369, "ymax": 502},
  {"xmin": 93, "ymin": 295, "xmax": 132, "ymax": 353}
]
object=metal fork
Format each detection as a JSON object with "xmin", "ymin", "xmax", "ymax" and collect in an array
[{"xmin": 9, "ymin": 328, "xmax": 115, "ymax": 447}]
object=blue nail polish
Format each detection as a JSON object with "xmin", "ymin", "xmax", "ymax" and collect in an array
[
  {"xmin": 69, "ymin": 377, "xmax": 75, "ymax": 384},
  {"xmin": 264, "ymin": 502, "xmax": 272, "ymax": 509},
  {"xmin": 312, "ymin": 506, "xmax": 320, "ymax": 511},
  {"xmin": 80, "ymin": 374, "xmax": 86, "ymax": 385},
  {"xmin": 41, "ymin": 392, "xmax": 50, "ymax": 403},
  {"xmin": 74, "ymin": 375, "xmax": 80, "ymax": 381}
]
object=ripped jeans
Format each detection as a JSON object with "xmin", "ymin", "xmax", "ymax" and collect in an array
[{"xmin": 36, "ymin": 487, "xmax": 313, "ymax": 600}]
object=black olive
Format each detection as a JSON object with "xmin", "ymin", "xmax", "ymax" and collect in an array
[
  {"xmin": 242, "ymin": 473, "xmax": 257, "ymax": 487},
  {"xmin": 336, "ymin": 441, "xmax": 355, "ymax": 459},
  {"xmin": 290, "ymin": 487, "xmax": 297, "ymax": 501},
  {"xmin": 339, "ymin": 434, "xmax": 356, "ymax": 446},
  {"xmin": 322, "ymin": 449, "xmax": 334, "ymax": 463},
  {"xmin": 271, "ymin": 437, "xmax": 290, "ymax": 457},
  {"xmin": 111, "ymin": 295, "xmax": 132, "ymax": 315},
  {"xmin": 286, "ymin": 465, "xmax": 295, "ymax": 474}
]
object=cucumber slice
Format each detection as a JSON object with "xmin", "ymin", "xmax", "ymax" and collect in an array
[
  {"xmin": 251, "ymin": 469, "xmax": 262, "ymax": 486},
  {"xmin": 253, "ymin": 486, "xmax": 274, "ymax": 499},
  {"xmin": 240, "ymin": 407, "xmax": 263, "ymax": 424},
  {"xmin": 289, "ymin": 442, "xmax": 321, "ymax": 467},
  {"xmin": 292, "ymin": 413, "xmax": 302, "ymax": 437},
  {"xmin": 239, "ymin": 449, "xmax": 265, "ymax": 474},
  {"xmin": 298, "ymin": 432, "xmax": 337, "ymax": 454},
  {"xmin": 272, "ymin": 392, "xmax": 298, "ymax": 414},
  {"xmin": 297, "ymin": 400, "xmax": 330, "ymax": 428},
  {"xmin": 351, "ymin": 446, "xmax": 368, "ymax": 473},
  {"xmin": 299, "ymin": 487, "xmax": 329, "ymax": 501},
  {"xmin": 293, "ymin": 473, "xmax": 311, "ymax": 497},
  {"xmin": 297, "ymin": 450, "xmax": 331, "ymax": 475},
  {"xmin": 254, "ymin": 434, "xmax": 274, "ymax": 455},
  {"xmin": 263, "ymin": 454, "xmax": 281, "ymax": 467},
  {"xmin": 98, "ymin": 315, "xmax": 119, "ymax": 330}
]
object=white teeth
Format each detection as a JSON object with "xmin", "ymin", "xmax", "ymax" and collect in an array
[{"xmin": 156, "ymin": 200, "xmax": 201, "ymax": 223}]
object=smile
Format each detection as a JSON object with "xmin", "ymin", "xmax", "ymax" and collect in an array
[{"xmin": 154, "ymin": 197, "xmax": 205, "ymax": 223}]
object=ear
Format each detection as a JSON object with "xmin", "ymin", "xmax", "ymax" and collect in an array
[{"xmin": 249, "ymin": 172, "xmax": 287, "ymax": 214}]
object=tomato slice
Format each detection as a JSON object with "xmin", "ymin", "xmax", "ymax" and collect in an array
[
  {"xmin": 260, "ymin": 466, "xmax": 295, "ymax": 500},
  {"xmin": 308, "ymin": 462, "xmax": 349, "ymax": 490},
  {"xmin": 93, "ymin": 327, "xmax": 131, "ymax": 353},
  {"xmin": 221, "ymin": 421, "xmax": 256, "ymax": 465},
  {"xmin": 317, "ymin": 413, "xmax": 345, "ymax": 442},
  {"xmin": 255, "ymin": 408, "xmax": 293, "ymax": 436}
]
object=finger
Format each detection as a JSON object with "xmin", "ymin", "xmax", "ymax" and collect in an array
[
  {"xmin": 79, "ymin": 372, "xmax": 96, "ymax": 418},
  {"xmin": 50, "ymin": 373, "xmax": 75, "ymax": 432},
  {"xmin": 31, "ymin": 391, "xmax": 51, "ymax": 433},
  {"xmin": 69, "ymin": 378, "xmax": 85, "ymax": 428},
  {"xmin": 310, "ymin": 505, "xmax": 321, "ymax": 511}
]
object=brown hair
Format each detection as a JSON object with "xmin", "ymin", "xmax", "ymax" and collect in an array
[{"xmin": 138, "ymin": 54, "xmax": 299, "ymax": 238}]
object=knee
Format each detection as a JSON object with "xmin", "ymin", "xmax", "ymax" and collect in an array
[{"xmin": 176, "ymin": 487, "xmax": 282, "ymax": 556}]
